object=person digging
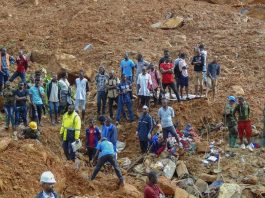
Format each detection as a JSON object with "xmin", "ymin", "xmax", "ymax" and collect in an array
[
  {"xmin": 90, "ymin": 137, "xmax": 125, "ymax": 186},
  {"xmin": 18, "ymin": 121, "xmax": 40, "ymax": 140}
]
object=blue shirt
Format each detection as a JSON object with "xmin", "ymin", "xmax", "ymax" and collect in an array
[
  {"xmin": 120, "ymin": 59, "xmax": 135, "ymax": 77},
  {"xmin": 207, "ymin": 63, "xmax": 220, "ymax": 80},
  {"xmin": 29, "ymin": 86, "xmax": 45, "ymax": 105},
  {"xmin": 137, "ymin": 113, "xmax": 153, "ymax": 141},
  {"xmin": 102, "ymin": 124, "xmax": 118, "ymax": 151},
  {"xmin": 96, "ymin": 140, "xmax": 115, "ymax": 158},
  {"xmin": 117, "ymin": 81, "xmax": 131, "ymax": 104}
]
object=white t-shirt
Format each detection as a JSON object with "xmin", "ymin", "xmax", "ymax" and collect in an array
[
  {"xmin": 158, "ymin": 106, "xmax": 175, "ymax": 128},
  {"xmin": 59, "ymin": 78, "xmax": 70, "ymax": 91},
  {"xmin": 178, "ymin": 59, "xmax": 188, "ymax": 77},
  {"xmin": 75, "ymin": 78, "xmax": 88, "ymax": 100},
  {"xmin": 137, "ymin": 73, "xmax": 152, "ymax": 96},
  {"xmin": 49, "ymin": 82, "xmax": 59, "ymax": 102}
]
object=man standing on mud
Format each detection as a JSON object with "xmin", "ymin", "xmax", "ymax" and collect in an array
[
  {"xmin": 233, "ymin": 97, "xmax": 253, "ymax": 151},
  {"xmin": 75, "ymin": 70, "xmax": 89, "ymax": 122},
  {"xmin": 60, "ymin": 104, "xmax": 81, "ymax": 161},
  {"xmin": 158, "ymin": 98, "xmax": 180, "ymax": 143},
  {"xmin": 224, "ymin": 96, "xmax": 238, "ymax": 148}
]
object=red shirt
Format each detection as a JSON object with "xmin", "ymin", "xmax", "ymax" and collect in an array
[
  {"xmin": 16, "ymin": 55, "xmax": 28, "ymax": 73},
  {"xmin": 144, "ymin": 183, "xmax": 163, "ymax": 198},
  {"xmin": 160, "ymin": 63, "xmax": 174, "ymax": 84}
]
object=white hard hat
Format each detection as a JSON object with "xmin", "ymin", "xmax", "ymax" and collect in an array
[{"xmin": 40, "ymin": 171, "xmax": 56, "ymax": 184}]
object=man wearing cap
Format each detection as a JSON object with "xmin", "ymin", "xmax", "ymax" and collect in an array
[
  {"xmin": 90, "ymin": 138, "xmax": 124, "ymax": 186},
  {"xmin": 3, "ymin": 81, "xmax": 15, "ymax": 130},
  {"xmin": 19, "ymin": 121, "xmax": 40, "ymax": 140},
  {"xmin": 233, "ymin": 97, "xmax": 252, "ymax": 151},
  {"xmin": 95, "ymin": 66, "xmax": 109, "ymax": 116},
  {"xmin": 60, "ymin": 104, "xmax": 81, "ymax": 161},
  {"xmin": 35, "ymin": 171, "xmax": 58, "ymax": 198},
  {"xmin": 106, "ymin": 70, "xmax": 120, "ymax": 119},
  {"xmin": 158, "ymin": 99, "xmax": 180, "ymax": 143},
  {"xmin": 224, "ymin": 96, "xmax": 238, "ymax": 148},
  {"xmin": 14, "ymin": 82, "xmax": 28, "ymax": 127},
  {"xmin": 9, "ymin": 50, "xmax": 28, "ymax": 83},
  {"xmin": 136, "ymin": 105, "xmax": 153, "ymax": 153}
]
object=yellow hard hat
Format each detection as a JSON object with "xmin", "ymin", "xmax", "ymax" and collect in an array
[{"xmin": 29, "ymin": 121, "xmax": 38, "ymax": 130}]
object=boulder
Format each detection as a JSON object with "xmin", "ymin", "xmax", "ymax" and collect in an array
[
  {"xmin": 0, "ymin": 137, "xmax": 12, "ymax": 152},
  {"xmin": 218, "ymin": 183, "xmax": 242, "ymax": 198},
  {"xmin": 174, "ymin": 187, "xmax": 189, "ymax": 198},
  {"xmin": 242, "ymin": 175, "xmax": 258, "ymax": 185},
  {"xmin": 158, "ymin": 176, "xmax": 176, "ymax": 196},
  {"xmin": 195, "ymin": 179, "xmax": 208, "ymax": 194},
  {"xmin": 151, "ymin": 17, "xmax": 184, "ymax": 29},
  {"xmin": 176, "ymin": 161, "xmax": 189, "ymax": 179},
  {"xmin": 163, "ymin": 159, "xmax": 176, "ymax": 179},
  {"xmin": 199, "ymin": 173, "xmax": 217, "ymax": 182},
  {"xmin": 231, "ymin": 85, "xmax": 245, "ymax": 95},
  {"xmin": 116, "ymin": 183, "xmax": 142, "ymax": 198}
]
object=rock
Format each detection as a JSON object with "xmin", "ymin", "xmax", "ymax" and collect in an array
[
  {"xmin": 218, "ymin": 183, "xmax": 242, "ymax": 198},
  {"xmin": 158, "ymin": 176, "xmax": 176, "ymax": 196},
  {"xmin": 195, "ymin": 179, "xmax": 208, "ymax": 194},
  {"xmin": 199, "ymin": 173, "xmax": 217, "ymax": 182},
  {"xmin": 115, "ymin": 183, "xmax": 142, "ymax": 198},
  {"xmin": 151, "ymin": 17, "xmax": 184, "ymax": 29},
  {"xmin": 0, "ymin": 137, "xmax": 12, "ymax": 152},
  {"xmin": 176, "ymin": 161, "xmax": 189, "ymax": 179},
  {"xmin": 174, "ymin": 187, "xmax": 189, "ymax": 198},
  {"xmin": 231, "ymin": 85, "xmax": 245, "ymax": 95},
  {"xmin": 185, "ymin": 186, "xmax": 200, "ymax": 197},
  {"xmin": 163, "ymin": 159, "xmax": 176, "ymax": 179},
  {"xmin": 178, "ymin": 178, "xmax": 194, "ymax": 189},
  {"xmin": 242, "ymin": 175, "xmax": 258, "ymax": 185},
  {"xmin": 196, "ymin": 141, "xmax": 210, "ymax": 154},
  {"xmin": 242, "ymin": 188, "xmax": 255, "ymax": 198}
]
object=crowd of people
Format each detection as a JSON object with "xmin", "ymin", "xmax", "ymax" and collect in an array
[{"xmin": 1, "ymin": 46, "xmax": 264, "ymax": 198}]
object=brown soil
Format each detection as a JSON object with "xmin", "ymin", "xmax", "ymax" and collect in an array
[{"xmin": 0, "ymin": 0, "xmax": 265, "ymax": 197}]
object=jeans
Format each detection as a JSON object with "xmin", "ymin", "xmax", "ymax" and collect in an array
[
  {"xmin": 91, "ymin": 154, "xmax": 123, "ymax": 182},
  {"xmin": 139, "ymin": 140, "xmax": 149, "ymax": 153},
  {"xmin": 162, "ymin": 83, "xmax": 180, "ymax": 102},
  {"xmin": 32, "ymin": 104, "xmax": 43, "ymax": 123},
  {"xmin": 15, "ymin": 105, "xmax": 27, "ymax": 126},
  {"xmin": 126, "ymin": 76, "xmax": 133, "ymax": 99},
  {"xmin": 0, "ymin": 71, "xmax": 9, "ymax": 85},
  {"xmin": 162, "ymin": 125, "xmax": 179, "ymax": 142},
  {"xmin": 62, "ymin": 140, "xmax": 75, "ymax": 161},
  {"xmin": 116, "ymin": 97, "xmax": 134, "ymax": 122},
  {"xmin": 9, "ymin": 71, "xmax": 26, "ymax": 83},
  {"xmin": 97, "ymin": 91, "xmax": 106, "ymax": 114},
  {"xmin": 48, "ymin": 101, "xmax": 59, "ymax": 116},
  {"xmin": 108, "ymin": 97, "xmax": 118, "ymax": 118},
  {"xmin": 4, "ymin": 104, "xmax": 15, "ymax": 128}
]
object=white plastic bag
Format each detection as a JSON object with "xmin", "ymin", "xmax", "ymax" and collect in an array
[{"xmin": 71, "ymin": 139, "xmax": 82, "ymax": 152}]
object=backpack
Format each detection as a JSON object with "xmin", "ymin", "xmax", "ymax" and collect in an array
[{"xmin": 174, "ymin": 59, "xmax": 181, "ymax": 78}]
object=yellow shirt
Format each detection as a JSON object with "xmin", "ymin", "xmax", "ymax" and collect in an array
[{"xmin": 60, "ymin": 112, "xmax": 81, "ymax": 141}]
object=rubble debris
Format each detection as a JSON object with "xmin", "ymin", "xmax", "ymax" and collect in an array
[
  {"xmin": 158, "ymin": 176, "xmax": 176, "ymax": 196},
  {"xmin": 151, "ymin": 17, "xmax": 184, "ymax": 29},
  {"xmin": 176, "ymin": 161, "xmax": 189, "ymax": 179},
  {"xmin": 218, "ymin": 183, "xmax": 242, "ymax": 198},
  {"xmin": 0, "ymin": 137, "xmax": 12, "ymax": 152},
  {"xmin": 199, "ymin": 173, "xmax": 218, "ymax": 182}
]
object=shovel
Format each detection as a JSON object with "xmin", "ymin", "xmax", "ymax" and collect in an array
[{"xmin": 213, "ymin": 155, "xmax": 222, "ymax": 173}]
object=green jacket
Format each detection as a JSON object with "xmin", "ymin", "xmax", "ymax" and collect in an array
[
  {"xmin": 224, "ymin": 104, "xmax": 237, "ymax": 127},
  {"xmin": 233, "ymin": 102, "xmax": 250, "ymax": 121}
]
